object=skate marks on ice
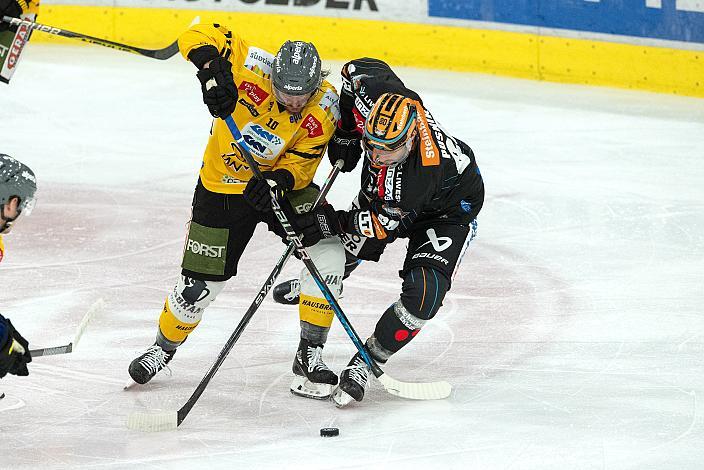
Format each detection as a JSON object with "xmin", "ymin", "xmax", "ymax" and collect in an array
[
  {"xmin": 340, "ymin": 235, "xmax": 575, "ymax": 388},
  {"xmin": 0, "ymin": 393, "xmax": 26, "ymax": 413},
  {"xmin": 1, "ymin": 185, "xmax": 189, "ymax": 275}
]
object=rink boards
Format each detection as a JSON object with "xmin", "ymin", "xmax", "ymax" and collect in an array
[{"xmin": 24, "ymin": 0, "xmax": 704, "ymax": 97}]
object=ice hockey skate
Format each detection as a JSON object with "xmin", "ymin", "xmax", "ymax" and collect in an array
[
  {"xmin": 290, "ymin": 338, "xmax": 338, "ymax": 400},
  {"xmin": 127, "ymin": 343, "xmax": 176, "ymax": 385},
  {"xmin": 272, "ymin": 279, "xmax": 301, "ymax": 305},
  {"xmin": 332, "ymin": 352, "xmax": 371, "ymax": 408}
]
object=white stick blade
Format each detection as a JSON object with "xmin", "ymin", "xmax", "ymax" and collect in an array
[
  {"xmin": 73, "ymin": 298, "xmax": 105, "ymax": 347},
  {"xmin": 127, "ymin": 411, "xmax": 178, "ymax": 432},
  {"xmin": 377, "ymin": 374, "xmax": 452, "ymax": 400}
]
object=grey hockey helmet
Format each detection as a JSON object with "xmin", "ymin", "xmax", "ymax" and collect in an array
[
  {"xmin": 272, "ymin": 40, "xmax": 322, "ymax": 96},
  {"xmin": 0, "ymin": 154, "xmax": 37, "ymax": 215}
]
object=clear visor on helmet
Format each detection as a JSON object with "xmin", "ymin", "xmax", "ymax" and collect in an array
[
  {"xmin": 362, "ymin": 136, "xmax": 414, "ymax": 168},
  {"xmin": 20, "ymin": 193, "xmax": 36, "ymax": 216},
  {"xmin": 273, "ymin": 87, "xmax": 313, "ymax": 113}
]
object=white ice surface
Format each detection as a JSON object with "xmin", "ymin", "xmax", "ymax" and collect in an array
[{"xmin": 1, "ymin": 44, "xmax": 703, "ymax": 469}]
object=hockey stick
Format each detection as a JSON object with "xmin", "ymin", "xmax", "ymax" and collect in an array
[
  {"xmin": 224, "ymin": 116, "xmax": 452, "ymax": 401},
  {"xmin": 126, "ymin": 159, "xmax": 344, "ymax": 432},
  {"xmin": 19, "ymin": 299, "xmax": 104, "ymax": 358},
  {"xmin": 1, "ymin": 16, "xmax": 180, "ymax": 60}
]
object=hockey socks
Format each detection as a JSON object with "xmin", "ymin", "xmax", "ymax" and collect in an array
[{"xmin": 373, "ymin": 300, "xmax": 427, "ymax": 355}]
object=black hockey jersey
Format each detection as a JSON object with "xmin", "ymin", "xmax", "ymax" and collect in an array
[{"xmin": 339, "ymin": 58, "xmax": 484, "ymax": 237}]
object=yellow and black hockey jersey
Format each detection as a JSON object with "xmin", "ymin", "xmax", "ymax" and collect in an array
[{"xmin": 178, "ymin": 24, "xmax": 340, "ymax": 194}]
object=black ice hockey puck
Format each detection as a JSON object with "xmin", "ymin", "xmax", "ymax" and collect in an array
[{"xmin": 320, "ymin": 427, "xmax": 339, "ymax": 437}]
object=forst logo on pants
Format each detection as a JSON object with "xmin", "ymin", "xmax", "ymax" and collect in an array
[{"xmin": 186, "ymin": 239, "xmax": 226, "ymax": 258}]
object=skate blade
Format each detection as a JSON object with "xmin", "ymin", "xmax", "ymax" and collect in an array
[
  {"xmin": 123, "ymin": 379, "xmax": 141, "ymax": 390},
  {"xmin": 331, "ymin": 387, "xmax": 355, "ymax": 408},
  {"xmin": 290, "ymin": 376, "xmax": 334, "ymax": 400}
]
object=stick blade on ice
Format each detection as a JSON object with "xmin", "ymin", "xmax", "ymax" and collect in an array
[
  {"xmin": 127, "ymin": 411, "xmax": 178, "ymax": 432},
  {"xmin": 377, "ymin": 373, "xmax": 452, "ymax": 400}
]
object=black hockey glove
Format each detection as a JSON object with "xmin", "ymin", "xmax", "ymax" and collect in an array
[
  {"xmin": 293, "ymin": 204, "xmax": 347, "ymax": 247},
  {"xmin": 294, "ymin": 206, "xmax": 402, "ymax": 246},
  {"xmin": 243, "ymin": 169, "xmax": 294, "ymax": 212},
  {"xmin": 196, "ymin": 56, "xmax": 238, "ymax": 118},
  {"xmin": 0, "ymin": 0, "xmax": 23, "ymax": 31},
  {"xmin": 327, "ymin": 127, "xmax": 362, "ymax": 173},
  {"xmin": 0, "ymin": 317, "xmax": 31, "ymax": 378}
]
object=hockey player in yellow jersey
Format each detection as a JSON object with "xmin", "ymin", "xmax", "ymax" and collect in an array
[
  {"xmin": 128, "ymin": 23, "xmax": 346, "ymax": 399},
  {"xmin": 180, "ymin": 23, "xmax": 339, "ymax": 195}
]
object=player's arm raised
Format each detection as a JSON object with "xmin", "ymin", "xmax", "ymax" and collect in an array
[{"xmin": 178, "ymin": 23, "xmax": 239, "ymax": 118}]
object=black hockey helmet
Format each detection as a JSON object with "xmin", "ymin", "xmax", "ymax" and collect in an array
[
  {"xmin": 0, "ymin": 154, "xmax": 37, "ymax": 216},
  {"xmin": 272, "ymin": 40, "xmax": 322, "ymax": 96}
]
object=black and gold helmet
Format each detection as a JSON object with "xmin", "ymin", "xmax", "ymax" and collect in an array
[{"xmin": 363, "ymin": 93, "xmax": 418, "ymax": 151}]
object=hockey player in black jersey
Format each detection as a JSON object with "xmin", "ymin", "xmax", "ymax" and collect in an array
[{"xmin": 273, "ymin": 58, "xmax": 484, "ymax": 407}]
